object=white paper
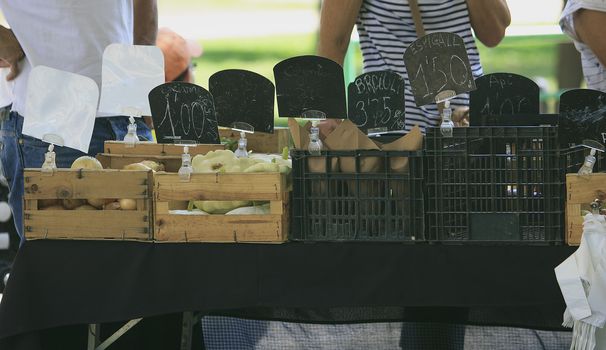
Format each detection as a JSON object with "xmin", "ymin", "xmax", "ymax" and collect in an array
[
  {"xmin": 98, "ymin": 43, "xmax": 164, "ymax": 117},
  {"xmin": 0, "ymin": 68, "xmax": 14, "ymax": 108},
  {"xmin": 556, "ymin": 255, "xmax": 593, "ymax": 320},
  {"xmin": 23, "ymin": 66, "xmax": 98, "ymax": 153}
]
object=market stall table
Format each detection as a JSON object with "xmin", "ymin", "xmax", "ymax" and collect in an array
[{"xmin": 0, "ymin": 240, "xmax": 574, "ymax": 349}]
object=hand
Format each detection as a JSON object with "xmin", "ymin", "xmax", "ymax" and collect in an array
[
  {"xmin": 0, "ymin": 27, "xmax": 24, "ymax": 81},
  {"xmin": 452, "ymin": 107, "xmax": 470, "ymax": 127}
]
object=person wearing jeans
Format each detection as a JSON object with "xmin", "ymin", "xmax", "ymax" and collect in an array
[
  {"xmin": 0, "ymin": 113, "xmax": 152, "ymax": 241},
  {"xmin": 0, "ymin": 0, "xmax": 158, "ymax": 243}
]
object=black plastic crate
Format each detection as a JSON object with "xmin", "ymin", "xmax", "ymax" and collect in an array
[
  {"xmin": 425, "ymin": 127, "xmax": 565, "ymax": 243},
  {"xmin": 291, "ymin": 150, "xmax": 424, "ymax": 242}
]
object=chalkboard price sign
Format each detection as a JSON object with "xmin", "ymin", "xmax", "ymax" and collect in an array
[
  {"xmin": 273, "ymin": 55, "xmax": 347, "ymax": 119},
  {"xmin": 347, "ymin": 70, "xmax": 406, "ymax": 132},
  {"xmin": 559, "ymin": 88, "xmax": 606, "ymax": 147},
  {"xmin": 470, "ymin": 73, "xmax": 540, "ymax": 126},
  {"xmin": 148, "ymin": 82, "xmax": 220, "ymax": 144},
  {"xmin": 209, "ymin": 69, "xmax": 275, "ymax": 133},
  {"xmin": 403, "ymin": 32, "xmax": 476, "ymax": 107}
]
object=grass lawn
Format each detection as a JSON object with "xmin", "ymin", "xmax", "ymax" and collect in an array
[{"xmin": 192, "ymin": 33, "xmax": 572, "ymax": 122}]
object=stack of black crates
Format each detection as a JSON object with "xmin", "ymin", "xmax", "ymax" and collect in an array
[{"xmin": 290, "ymin": 127, "xmax": 603, "ymax": 244}]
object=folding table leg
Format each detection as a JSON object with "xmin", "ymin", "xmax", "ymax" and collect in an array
[
  {"xmin": 180, "ymin": 311, "xmax": 195, "ymax": 350},
  {"xmin": 88, "ymin": 323, "xmax": 100, "ymax": 350},
  {"xmin": 87, "ymin": 319, "xmax": 143, "ymax": 350}
]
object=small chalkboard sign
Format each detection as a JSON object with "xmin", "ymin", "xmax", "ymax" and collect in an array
[
  {"xmin": 559, "ymin": 89, "xmax": 606, "ymax": 147},
  {"xmin": 209, "ymin": 69, "xmax": 275, "ymax": 133},
  {"xmin": 273, "ymin": 55, "xmax": 346, "ymax": 119},
  {"xmin": 469, "ymin": 73, "xmax": 540, "ymax": 126},
  {"xmin": 149, "ymin": 82, "xmax": 220, "ymax": 144},
  {"xmin": 347, "ymin": 70, "xmax": 406, "ymax": 132},
  {"xmin": 403, "ymin": 32, "xmax": 476, "ymax": 107}
]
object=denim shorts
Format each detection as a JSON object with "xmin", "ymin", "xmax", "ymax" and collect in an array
[{"xmin": 0, "ymin": 112, "xmax": 152, "ymax": 243}]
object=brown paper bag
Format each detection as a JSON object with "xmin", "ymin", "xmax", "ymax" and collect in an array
[
  {"xmin": 288, "ymin": 118, "xmax": 339, "ymax": 173},
  {"xmin": 379, "ymin": 125, "xmax": 424, "ymax": 209},
  {"xmin": 324, "ymin": 119, "xmax": 382, "ymax": 173},
  {"xmin": 380, "ymin": 125, "xmax": 423, "ymax": 173}
]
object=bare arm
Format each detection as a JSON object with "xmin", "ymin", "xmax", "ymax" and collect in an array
[
  {"xmin": 317, "ymin": 0, "xmax": 363, "ymax": 66},
  {"xmin": 133, "ymin": 0, "xmax": 158, "ymax": 45},
  {"xmin": 466, "ymin": 0, "xmax": 511, "ymax": 47},
  {"xmin": 0, "ymin": 25, "xmax": 24, "ymax": 80},
  {"xmin": 574, "ymin": 8, "xmax": 606, "ymax": 67}
]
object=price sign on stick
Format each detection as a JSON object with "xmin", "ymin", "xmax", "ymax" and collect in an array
[
  {"xmin": 403, "ymin": 32, "xmax": 476, "ymax": 106},
  {"xmin": 273, "ymin": 55, "xmax": 347, "ymax": 119},
  {"xmin": 98, "ymin": 44, "xmax": 164, "ymax": 117},
  {"xmin": 469, "ymin": 73, "xmax": 540, "ymax": 126},
  {"xmin": 149, "ymin": 82, "xmax": 220, "ymax": 144},
  {"xmin": 559, "ymin": 89, "xmax": 606, "ymax": 147},
  {"xmin": 347, "ymin": 70, "xmax": 406, "ymax": 133},
  {"xmin": 209, "ymin": 69, "xmax": 275, "ymax": 133}
]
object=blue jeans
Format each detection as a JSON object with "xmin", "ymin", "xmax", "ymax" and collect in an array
[{"xmin": 0, "ymin": 112, "xmax": 152, "ymax": 244}]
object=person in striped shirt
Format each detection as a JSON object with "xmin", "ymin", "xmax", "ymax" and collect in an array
[
  {"xmin": 560, "ymin": 0, "xmax": 606, "ymax": 92},
  {"xmin": 318, "ymin": 0, "xmax": 511, "ymax": 134}
]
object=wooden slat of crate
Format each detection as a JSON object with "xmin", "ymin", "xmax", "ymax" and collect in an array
[
  {"xmin": 23, "ymin": 169, "xmax": 153, "ymax": 241},
  {"xmin": 219, "ymin": 127, "xmax": 290, "ymax": 154},
  {"xmin": 154, "ymin": 173, "xmax": 289, "ymax": 243},
  {"xmin": 24, "ymin": 169, "xmax": 150, "ymax": 199},
  {"xmin": 155, "ymin": 173, "xmax": 287, "ymax": 201},
  {"xmin": 154, "ymin": 212, "xmax": 287, "ymax": 243},
  {"xmin": 104, "ymin": 141, "xmax": 224, "ymax": 156},
  {"xmin": 97, "ymin": 153, "xmax": 182, "ymax": 172},
  {"xmin": 566, "ymin": 173, "xmax": 606, "ymax": 246},
  {"xmin": 24, "ymin": 211, "xmax": 151, "ymax": 240}
]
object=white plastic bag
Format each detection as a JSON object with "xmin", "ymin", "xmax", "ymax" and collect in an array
[
  {"xmin": 23, "ymin": 66, "xmax": 98, "ymax": 153},
  {"xmin": 98, "ymin": 43, "xmax": 164, "ymax": 117}
]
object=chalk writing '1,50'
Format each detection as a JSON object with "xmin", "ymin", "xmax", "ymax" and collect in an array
[{"xmin": 411, "ymin": 55, "xmax": 469, "ymax": 97}]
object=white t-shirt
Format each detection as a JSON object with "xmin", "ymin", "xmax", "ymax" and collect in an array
[
  {"xmin": 0, "ymin": 0, "xmax": 134, "ymax": 116},
  {"xmin": 560, "ymin": 0, "xmax": 606, "ymax": 92}
]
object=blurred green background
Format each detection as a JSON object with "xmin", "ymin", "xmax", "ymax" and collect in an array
[{"xmin": 159, "ymin": 0, "xmax": 576, "ymax": 123}]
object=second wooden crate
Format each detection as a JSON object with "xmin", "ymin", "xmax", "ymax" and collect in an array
[
  {"xmin": 219, "ymin": 127, "xmax": 290, "ymax": 154},
  {"xmin": 104, "ymin": 141, "xmax": 224, "ymax": 155},
  {"xmin": 99, "ymin": 141, "xmax": 226, "ymax": 172},
  {"xmin": 565, "ymin": 173, "xmax": 606, "ymax": 246},
  {"xmin": 24, "ymin": 169, "xmax": 153, "ymax": 241},
  {"xmin": 154, "ymin": 172, "xmax": 289, "ymax": 243}
]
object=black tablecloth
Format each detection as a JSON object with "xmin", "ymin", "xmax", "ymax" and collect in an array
[{"xmin": 0, "ymin": 240, "xmax": 574, "ymax": 349}]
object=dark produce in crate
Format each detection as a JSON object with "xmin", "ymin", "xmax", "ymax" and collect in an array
[
  {"xmin": 291, "ymin": 150, "xmax": 424, "ymax": 242},
  {"xmin": 425, "ymin": 127, "xmax": 564, "ymax": 243}
]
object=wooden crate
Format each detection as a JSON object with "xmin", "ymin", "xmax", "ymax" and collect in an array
[
  {"xmin": 566, "ymin": 173, "xmax": 606, "ymax": 246},
  {"xmin": 97, "ymin": 153, "xmax": 182, "ymax": 172},
  {"xmin": 154, "ymin": 172, "xmax": 289, "ymax": 243},
  {"xmin": 219, "ymin": 127, "xmax": 290, "ymax": 154},
  {"xmin": 23, "ymin": 169, "xmax": 153, "ymax": 241},
  {"xmin": 104, "ymin": 141, "xmax": 224, "ymax": 156},
  {"xmin": 100, "ymin": 141, "xmax": 226, "ymax": 172}
]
